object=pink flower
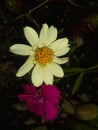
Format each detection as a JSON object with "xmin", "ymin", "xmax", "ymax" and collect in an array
[{"xmin": 18, "ymin": 84, "xmax": 61, "ymax": 122}]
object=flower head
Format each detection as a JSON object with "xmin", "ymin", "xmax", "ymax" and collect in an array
[
  {"xmin": 10, "ymin": 23, "xmax": 70, "ymax": 87},
  {"xmin": 18, "ymin": 84, "xmax": 61, "ymax": 122}
]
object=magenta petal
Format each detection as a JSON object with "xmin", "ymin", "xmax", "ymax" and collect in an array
[
  {"xmin": 23, "ymin": 84, "xmax": 37, "ymax": 95},
  {"xmin": 18, "ymin": 84, "xmax": 61, "ymax": 121},
  {"xmin": 43, "ymin": 100, "xmax": 58, "ymax": 122},
  {"xmin": 41, "ymin": 85, "xmax": 61, "ymax": 104},
  {"xmin": 18, "ymin": 85, "xmax": 44, "ymax": 117},
  {"xmin": 18, "ymin": 94, "xmax": 34, "ymax": 101},
  {"xmin": 18, "ymin": 94, "xmax": 43, "ymax": 116},
  {"xmin": 27, "ymin": 101, "xmax": 44, "ymax": 116}
]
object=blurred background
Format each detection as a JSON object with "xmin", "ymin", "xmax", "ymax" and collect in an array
[{"xmin": 0, "ymin": 0, "xmax": 98, "ymax": 130}]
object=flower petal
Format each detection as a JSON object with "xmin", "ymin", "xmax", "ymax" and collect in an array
[
  {"xmin": 53, "ymin": 56, "xmax": 69, "ymax": 64},
  {"xmin": 18, "ymin": 94, "xmax": 34, "ymax": 102},
  {"xmin": 50, "ymin": 38, "xmax": 70, "ymax": 56},
  {"xmin": 18, "ymin": 85, "xmax": 44, "ymax": 116},
  {"xmin": 10, "ymin": 44, "xmax": 33, "ymax": 55},
  {"xmin": 44, "ymin": 66, "xmax": 53, "ymax": 85},
  {"xmin": 23, "ymin": 84, "xmax": 37, "ymax": 94},
  {"xmin": 16, "ymin": 56, "xmax": 34, "ymax": 77},
  {"xmin": 41, "ymin": 85, "xmax": 61, "ymax": 104},
  {"xmin": 19, "ymin": 94, "xmax": 43, "ymax": 116},
  {"xmin": 47, "ymin": 63, "xmax": 64, "ymax": 77},
  {"xmin": 43, "ymin": 100, "xmax": 58, "ymax": 121},
  {"xmin": 39, "ymin": 23, "xmax": 49, "ymax": 43},
  {"xmin": 39, "ymin": 24, "xmax": 57, "ymax": 46},
  {"xmin": 24, "ymin": 26, "xmax": 39, "ymax": 47},
  {"xmin": 47, "ymin": 25, "xmax": 57, "ymax": 45},
  {"xmin": 31, "ymin": 64, "xmax": 44, "ymax": 87},
  {"xmin": 30, "ymin": 103, "xmax": 43, "ymax": 116}
]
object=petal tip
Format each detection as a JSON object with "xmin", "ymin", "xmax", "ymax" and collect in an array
[
  {"xmin": 23, "ymin": 26, "xmax": 30, "ymax": 32},
  {"xmin": 43, "ymin": 23, "xmax": 48, "ymax": 27},
  {"xmin": 16, "ymin": 72, "xmax": 21, "ymax": 77},
  {"xmin": 32, "ymin": 81, "xmax": 41, "ymax": 88}
]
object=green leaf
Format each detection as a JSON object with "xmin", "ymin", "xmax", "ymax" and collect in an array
[
  {"xmin": 64, "ymin": 72, "xmax": 79, "ymax": 78},
  {"xmin": 64, "ymin": 67, "xmax": 84, "ymax": 73},
  {"xmin": 90, "ymin": 116, "xmax": 98, "ymax": 128},
  {"xmin": 87, "ymin": 64, "xmax": 98, "ymax": 71},
  {"xmin": 12, "ymin": 103, "xmax": 28, "ymax": 111},
  {"xmin": 72, "ymin": 70, "xmax": 85, "ymax": 95},
  {"xmin": 61, "ymin": 99, "xmax": 74, "ymax": 115},
  {"xmin": 69, "ymin": 45, "xmax": 77, "ymax": 54},
  {"xmin": 68, "ymin": 118, "xmax": 98, "ymax": 130}
]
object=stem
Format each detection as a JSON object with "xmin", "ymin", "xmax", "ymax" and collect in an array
[{"xmin": 13, "ymin": 0, "xmax": 48, "ymax": 21}]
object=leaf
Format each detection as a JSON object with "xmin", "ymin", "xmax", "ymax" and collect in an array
[
  {"xmin": 72, "ymin": 70, "xmax": 85, "ymax": 95},
  {"xmin": 24, "ymin": 118, "xmax": 36, "ymax": 125},
  {"xmin": 69, "ymin": 45, "xmax": 77, "ymax": 54},
  {"xmin": 68, "ymin": 118, "xmax": 98, "ymax": 130},
  {"xmin": 64, "ymin": 67, "xmax": 84, "ymax": 73},
  {"xmin": 32, "ymin": 126, "xmax": 47, "ymax": 130},
  {"xmin": 90, "ymin": 116, "xmax": 98, "ymax": 128},
  {"xmin": 12, "ymin": 103, "xmax": 28, "ymax": 111},
  {"xmin": 61, "ymin": 99, "xmax": 74, "ymax": 114},
  {"xmin": 87, "ymin": 64, "xmax": 98, "ymax": 71}
]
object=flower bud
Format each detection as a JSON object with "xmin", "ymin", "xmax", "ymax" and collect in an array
[{"xmin": 74, "ymin": 104, "xmax": 98, "ymax": 121}]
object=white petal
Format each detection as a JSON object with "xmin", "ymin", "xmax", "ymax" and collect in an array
[
  {"xmin": 47, "ymin": 63, "xmax": 64, "ymax": 77},
  {"xmin": 16, "ymin": 56, "xmax": 34, "ymax": 77},
  {"xmin": 50, "ymin": 38, "xmax": 70, "ymax": 56},
  {"xmin": 47, "ymin": 25, "xmax": 57, "ymax": 45},
  {"xmin": 44, "ymin": 66, "xmax": 53, "ymax": 85},
  {"xmin": 39, "ymin": 23, "xmax": 49, "ymax": 43},
  {"xmin": 53, "ymin": 56, "xmax": 69, "ymax": 64},
  {"xmin": 39, "ymin": 24, "xmax": 57, "ymax": 46},
  {"xmin": 24, "ymin": 26, "xmax": 39, "ymax": 47},
  {"xmin": 31, "ymin": 64, "xmax": 44, "ymax": 87},
  {"xmin": 10, "ymin": 44, "xmax": 33, "ymax": 55}
]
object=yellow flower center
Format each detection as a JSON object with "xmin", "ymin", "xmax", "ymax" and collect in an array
[{"xmin": 35, "ymin": 47, "xmax": 54, "ymax": 66}]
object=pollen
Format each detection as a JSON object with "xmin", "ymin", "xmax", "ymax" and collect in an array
[{"xmin": 35, "ymin": 47, "xmax": 54, "ymax": 66}]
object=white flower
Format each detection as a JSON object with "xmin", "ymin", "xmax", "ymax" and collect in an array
[{"xmin": 10, "ymin": 23, "xmax": 70, "ymax": 87}]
